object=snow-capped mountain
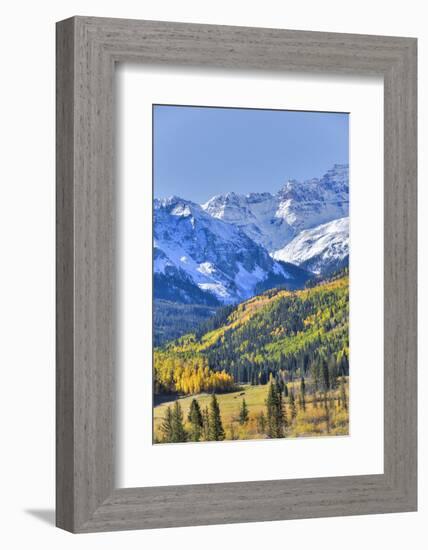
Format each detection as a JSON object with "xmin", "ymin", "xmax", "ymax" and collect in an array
[
  {"xmin": 154, "ymin": 164, "xmax": 349, "ymax": 306},
  {"xmin": 272, "ymin": 217, "xmax": 349, "ymax": 275},
  {"xmin": 202, "ymin": 164, "xmax": 349, "ymax": 253},
  {"xmin": 154, "ymin": 197, "xmax": 307, "ymax": 305}
]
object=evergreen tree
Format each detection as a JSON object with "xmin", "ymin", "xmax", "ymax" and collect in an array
[
  {"xmin": 324, "ymin": 392, "xmax": 331, "ymax": 434},
  {"xmin": 239, "ymin": 398, "xmax": 249, "ymax": 425},
  {"xmin": 340, "ymin": 377, "xmax": 348, "ymax": 411},
  {"xmin": 266, "ymin": 382, "xmax": 277, "ymax": 437},
  {"xmin": 208, "ymin": 394, "xmax": 225, "ymax": 441},
  {"xmin": 275, "ymin": 380, "xmax": 286, "ymax": 433},
  {"xmin": 250, "ymin": 369, "xmax": 257, "ymax": 385},
  {"xmin": 311, "ymin": 360, "xmax": 321, "ymax": 390},
  {"xmin": 300, "ymin": 376, "xmax": 306, "ymax": 411},
  {"xmin": 322, "ymin": 359, "xmax": 330, "ymax": 391},
  {"xmin": 188, "ymin": 398, "xmax": 203, "ymax": 441},
  {"xmin": 171, "ymin": 400, "xmax": 187, "ymax": 443},
  {"xmin": 266, "ymin": 381, "xmax": 285, "ymax": 438},
  {"xmin": 328, "ymin": 357, "xmax": 339, "ymax": 389},
  {"xmin": 338, "ymin": 351, "xmax": 349, "ymax": 376},
  {"xmin": 160, "ymin": 405, "xmax": 173, "ymax": 443},
  {"xmin": 259, "ymin": 370, "xmax": 268, "ymax": 385}
]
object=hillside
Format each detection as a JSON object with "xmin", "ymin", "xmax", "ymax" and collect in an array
[
  {"xmin": 154, "ymin": 300, "xmax": 220, "ymax": 347},
  {"xmin": 154, "ymin": 273, "xmax": 349, "ymax": 395}
]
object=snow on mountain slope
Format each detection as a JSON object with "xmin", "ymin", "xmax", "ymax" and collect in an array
[
  {"xmin": 154, "ymin": 165, "xmax": 349, "ymax": 303},
  {"xmin": 272, "ymin": 217, "xmax": 349, "ymax": 275},
  {"xmin": 202, "ymin": 164, "xmax": 349, "ymax": 252},
  {"xmin": 154, "ymin": 196, "xmax": 294, "ymax": 305}
]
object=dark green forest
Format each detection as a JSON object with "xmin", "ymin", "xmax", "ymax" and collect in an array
[{"xmin": 154, "ymin": 299, "xmax": 219, "ymax": 346}]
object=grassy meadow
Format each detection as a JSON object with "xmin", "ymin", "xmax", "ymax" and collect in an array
[{"xmin": 154, "ymin": 378, "xmax": 349, "ymax": 443}]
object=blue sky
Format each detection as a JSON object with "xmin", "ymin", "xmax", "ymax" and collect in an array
[{"xmin": 153, "ymin": 105, "xmax": 348, "ymax": 204}]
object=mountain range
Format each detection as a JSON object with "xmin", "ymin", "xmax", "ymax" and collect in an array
[
  {"xmin": 154, "ymin": 197, "xmax": 311, "ymax": 306},
  {"xmin": 154, "ymin": 164, "xmax": 349, "ymax": 308},
  {"xmin": 202, "ymin": 163, "xmax": 349, "ymax": 251}
]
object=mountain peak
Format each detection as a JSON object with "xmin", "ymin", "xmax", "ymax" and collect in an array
[
  {"xmin": 155, "ymin": 196, "xmax": 203, "ymax": 218},
  {"xmin": 279, "ymin": 164, "xmax": 349, "ymax": 193},
  {"xmin": 154, "ymin": 192, "xmax": 302, "ymax": 304},
  {"xmin": 155, "ymin": 195, "xmax": 190, "ymax": 207},
  {"xmin": 200, "ymin": 163, "xmax": 348, "ymax": 253}
]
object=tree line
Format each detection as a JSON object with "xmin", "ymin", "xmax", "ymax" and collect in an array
[
  {"xmin": 156, "ymin": 376, "xmax": 348, "ymax": 443},
  {"xmin": 154, "ymin": 355, "xmax": 235, "ymax": 395}
]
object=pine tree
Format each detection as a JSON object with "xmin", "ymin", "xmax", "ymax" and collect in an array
[
  {"xmin": 160, "ymin": 405, "xmax": 173, "ymax": 443},
  {"xmin": 300, "ymin": 376, "xmax": 306, "ymax": 411},
  {"xmin": 328, "ymin": 356, "xmax": 339, "ymax": 389},
  {"xmin": 275, "ymin": 380, "xmax": 285, "ymax": 433},
  {"xmin": 239, "ymin": 398, "xmax": 249, "ymax": 425},
  {"xmin": 188, "ymin": 398, "xmax": 203, "ymax": 441},
  {"xmin": 266, "ymin": 381, "xmax": 285, "ymax": 438},
  {"xmin": 208, "ymin": 394, "xmax": 225, "ymax": 441},
  {"xmin": 171, "ymin": 400, "xmax": 187, "ymax": 443},
  {"xmin": 324, "ymin": 392, "xmax": 331, "ymax": 434},
  {"xmin": 339, "ymin": 351, "xmax": 349, "ymax": 376},
  {"xmin": 266, "ymin": 382, "xmax": 276, "ymax": 437},
  {"xmin": 300, "ymin": 376, "xmax": 305, "ymax": 394},
  {"xmin": 322, "ymin": 359, "xmax": 330, "ymax": 391},
  {"xmin": 340, "ymin": 377, "xmax": 348, "ymax": 411},
  {"xmin": 311, "ymin": 360, "xmax": 321, "ymax": 390}
]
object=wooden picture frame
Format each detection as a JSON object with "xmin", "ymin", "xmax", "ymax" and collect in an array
[{"xmin": 56, "ymin": 16, "xmax": 417, "ymax": 533}]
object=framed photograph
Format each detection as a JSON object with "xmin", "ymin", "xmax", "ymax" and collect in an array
[
  {"xmin": 56, "ymin": 17, "xmax": 417, "ymax": 532},
  {"xmin": 151, "ymin": 105, "xmax": 350, "ymax": 446}
]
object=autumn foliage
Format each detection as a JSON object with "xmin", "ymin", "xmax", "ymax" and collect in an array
[{"xmin": 154, "ymin": 353, "xmax": 235, "ymax": 395}]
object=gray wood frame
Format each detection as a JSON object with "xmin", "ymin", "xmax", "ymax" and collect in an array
[{"xmin": 56, "ymin": 16, "xmax": 417, "ymax": 533}]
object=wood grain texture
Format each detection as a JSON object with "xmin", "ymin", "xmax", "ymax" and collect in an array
[
  {"xmin": 56, "ymin": 17, "xmax": 75, "ymax": 532},
  {"xmin": 56, "ymin": 16, "xmax": 417, "ymax": 533}
]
